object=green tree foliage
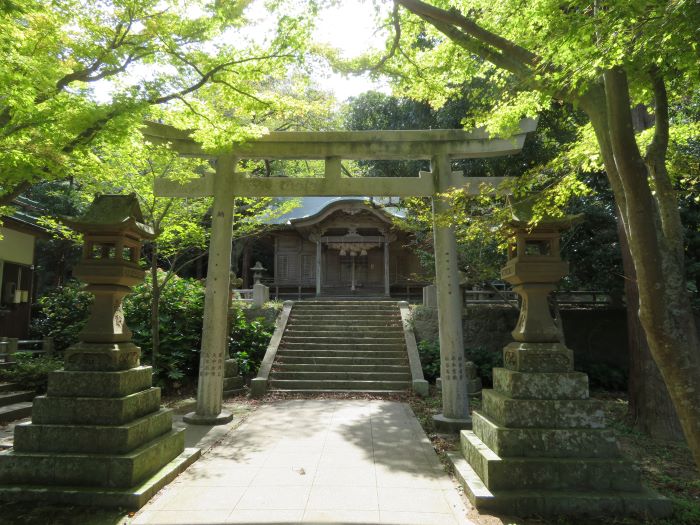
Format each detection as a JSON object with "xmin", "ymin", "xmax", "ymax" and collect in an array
[{"xmin": 0, "ymin": 0, "xmax": 314, "ymax": 203}]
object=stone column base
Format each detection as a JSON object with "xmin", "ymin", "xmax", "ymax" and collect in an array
[
  {"xmin": 433, "ymin": 413, "xmax": 472, "ymax": 433},
  {"xmin": 183, "ymin": 410, "xmax": 233, "ymax": 426}
]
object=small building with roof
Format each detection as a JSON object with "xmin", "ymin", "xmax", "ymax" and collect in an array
[
  {"xmin": 260, "ymin": 197, "xmax": 426, "ymax": 298},
  {"xmin": 0, "ymin": 197, "xmax": 48, "ymax": 338}
]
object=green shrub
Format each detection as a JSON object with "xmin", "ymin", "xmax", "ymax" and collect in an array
[
  {"xmin": 417, "ymin": 339, "xmax": 441, "ymax": 382},
  {"xmin": 229, "ymin": 308, "xmax": 273, "ymax": 376},
  {"xmin": 124, "ymin": 272, "xmax": 205, "ymax": 390},
  {"xmin": 0, "ymin": 353, "xmax": 64, "ymax": 393},
  {"xmin": 417, "ymin": 340, "xmax": 503, "ymax": 386},
  {"xmin": 30, "ymin": 281, "xmax": 92, "ymax": 351},
  {"xmin": 464, "ymin": 347, "xmax": 503, "ymax": 387}
]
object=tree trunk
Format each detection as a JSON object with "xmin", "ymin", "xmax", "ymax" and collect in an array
[
  {"xmin": 150, "ymin": 242, "xmax": 161, "ymax": 373},
  {"xmin": 618, "ymin": 212, "xmax": 685, "ymax": 440},
  {"xmin": 593, "ymin": 69, "xmax": 700, "ymax": 466}
]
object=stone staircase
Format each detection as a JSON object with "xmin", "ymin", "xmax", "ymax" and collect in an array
[
  {"xmin": 0, "ymin": 383, "xmax": 33, "ymax": 424},
  {"xmin": 269, "ymin": 300, "xmax": 412, "ymax": 393}
]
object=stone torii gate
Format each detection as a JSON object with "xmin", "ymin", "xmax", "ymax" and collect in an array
[{"xmin": 144, "ymin": 120, "xmax": 536, "ymax": 430}]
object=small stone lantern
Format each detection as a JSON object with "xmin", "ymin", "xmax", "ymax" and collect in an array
[
  {"xmin": 62, "ymin": 193, "xmax": 154, "ymax": 369},
  {"xmin": 500, "ymin": 199, "xmax": 582, "ymax": 343},
  {"xmin": 250, "ymin": 261, "xmax": 269, "ymax": 306},
  {"xmin": 250, "ymin": 261, "xmax": 266, "ymax": 285}
]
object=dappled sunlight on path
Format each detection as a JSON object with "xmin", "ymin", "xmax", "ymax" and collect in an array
[{"xmin": 132, "ymin": 399, "xmax": 474, "ymax": 525}]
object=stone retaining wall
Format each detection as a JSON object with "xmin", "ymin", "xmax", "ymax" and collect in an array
[{"xmin": 411, "ymin": 305, "xmax": 628, "ymax": 370}]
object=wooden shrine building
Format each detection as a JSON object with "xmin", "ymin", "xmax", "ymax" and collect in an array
[{"xmin": 261, "ymin": 197, "xmax": 425, "ymax": 298}]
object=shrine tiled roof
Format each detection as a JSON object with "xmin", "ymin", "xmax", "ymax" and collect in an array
[{"xmin": 263, "ymin": 197, "xmax": 405, "ymax": 225}]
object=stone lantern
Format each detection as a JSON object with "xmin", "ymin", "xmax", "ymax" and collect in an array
[
  {"xmin": 250, "ymin": 261, "xmax": 269, "ymax": 307},
  {"xmin": 250, "ymin": 261, "xmax": 266, "ymax": 285},
  {"xmin": 451, "ymin": 197, "xmax": 670, "ymax": 517},
  {"xmin": 0, "ymin": 194, "xmax": 198, "ymax": 509},
  {"xmin": 63, "ymin": 194, "xmax": 154, "ymax": 369}
]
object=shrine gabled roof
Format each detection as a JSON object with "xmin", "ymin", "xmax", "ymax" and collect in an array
[{"xmin": 263, "ymin": 197, "xmax": 405, "ymax": 226}]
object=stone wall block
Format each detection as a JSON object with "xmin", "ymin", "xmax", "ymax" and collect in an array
[
  {"xmin": 47, "ymin": 366, "xmax": 153, "ymax": 398},
  {"xmin": 13, "ymin": 408, "xmax": 173, "ymax": 455},
  {"xmin": 470, "ymin": 413, "xmax": 620, "ymax": 459},
  {"xmin": 492, "ymin": 368, "xmax": 589, "ymax": 400},
  {"xmin": 31, "ymin": 388, "xmax": 162, "ymax": 426},
  {"xmin": 480, "ymin": 390, "xmax": 605, "ymax": 429},
  {"xmin": 462, "ymin": 431, "xmax": 641, "ymax": 492}
]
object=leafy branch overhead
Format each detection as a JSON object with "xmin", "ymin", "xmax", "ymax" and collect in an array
[{"xmin": 0, "ymin": 0, "xmax": 315, "ymax": 204}]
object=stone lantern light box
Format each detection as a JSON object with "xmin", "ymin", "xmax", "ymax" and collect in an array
[
  {"xmin": 500, "ymin": 198, "xmax": 583, "ymax": 344},
  {"xmin": 64, "ymin": 194, "xmax": 154, "ymax": 348}
]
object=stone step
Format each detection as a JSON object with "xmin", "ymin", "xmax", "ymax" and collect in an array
[
  {"xmin": 461, "ymin": 431, "xmax": 642, "ymax": 492},
  {"xmin": 270, "ymin": 371, "xmax": 412, "ymax": 381},
  {"xmin": 269, "ymin": 389, "xmax": 409, "ymax": 395},
  {"xmin": 287, "ymin": 319, "xmax": 403, "ymax": 331},
  {"xmin": 0, "ymin": 391, "xmax": 35, "ymax": 408},
  {"xmin": 275, "ymin": 363, "xmax": 410, "ymax": 373},
  {"xmin": 277, "ymin": 349, "xmax": 407, "ymax": 359},
  {"xmin": 294, "ymin": 303, "xmax": 398, "ymax": 309},
  {"xmin": 281, "ymin": 342, "xmax": 406, "ymax": 351},
  {"xmin": 0, "ymin": 402, "xmax": 32, "ymax": 424},
  {"xmin": 449, "ymin": 452, "xmax": 672, "ymax": 518},
  {"xmin": 275, "ymin": 356, "xmax": 408, "ymax": 366},
  {"xmin": 284, "ymin": 329, "xmax": 404, "ymax": 338},
  {"xmin": 0, "ymin": 383, "xmax": 18, "ymax": 394},
  {"xmin": 268, "ymin": 379, "xmax": 411, "ymax": 391},
  {"xmin": 292, "ymin": 309, "xmax": 399, "ymax": 315},
  {"xmin": 289, "ymin": 314, "xmax": 401, "ymax": 322},
  {"xmin": 13, "ymin": 408, "xmax": 174, "ymax": 455},
  {"xmin": 282, "ymin": 336, "xmax": 405, "ymax": 345},
  {"xmin": 0, "ymin": 428, "xmax": 184, "ymax": 489},
  {"xmin": 297, "ymin": 301, "xmax": 398, "ymax": 305}
]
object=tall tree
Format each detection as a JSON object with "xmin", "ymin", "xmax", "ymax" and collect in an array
[{"xmin": 376, "ymin": 0, "xmax": 700, "ymax": 465}]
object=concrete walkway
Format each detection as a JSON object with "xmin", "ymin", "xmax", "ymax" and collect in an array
[{"xmin": 133, "ymin": 399, "xmax": 473, "ymax": 525}]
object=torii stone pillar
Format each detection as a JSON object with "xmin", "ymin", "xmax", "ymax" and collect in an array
[
  {"xmin": 431, "ymin": 154, "xmax": 471, "ymax": 431},
  {"xmin": 184, "ymin": 156, "xmax": 236, "ymax": 425}
]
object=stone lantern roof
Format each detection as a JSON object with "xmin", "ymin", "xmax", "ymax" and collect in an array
[
  {"xmin": 63, "ymin": 193, "xmax": 155, "ymax": 239},
  {"xmin": 507, "ymin": 197, "xmax": 584, "ymax": 231}
]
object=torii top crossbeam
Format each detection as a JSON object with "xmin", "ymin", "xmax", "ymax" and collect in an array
[{"xmin": 143, "ymin": 119, "xmax": 537, "ymax": 198}]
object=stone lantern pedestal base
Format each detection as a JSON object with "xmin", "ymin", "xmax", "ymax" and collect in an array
[
  {"xmin": 449, "ymin": 342, "xmax": 672, "ymax": 518},
  {"xmin": 0, "ymin": 363, "xmax": 199, "ymax": 509}
]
